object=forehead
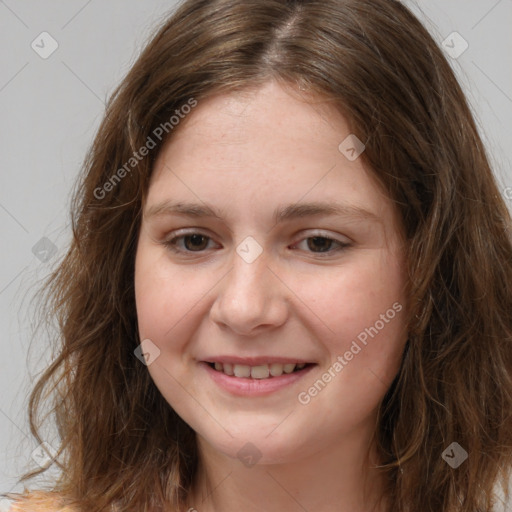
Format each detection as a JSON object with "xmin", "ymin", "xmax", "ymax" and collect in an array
[
  {"xmin": 163, "ymin": 81, "xmax": 346, "ymax": 155},
  {"xmin": 145, "ymin": 80, "xmax": 402, "ymax": 239}
]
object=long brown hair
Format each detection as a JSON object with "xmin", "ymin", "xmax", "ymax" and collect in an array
[{"xmin": 5, "ymin": 0, "xmax": 512, "ymax": 511}]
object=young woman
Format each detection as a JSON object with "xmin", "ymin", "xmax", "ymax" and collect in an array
[{"xmin": 4, "ymin": 0, "xmax": 512, "ymax": 511}]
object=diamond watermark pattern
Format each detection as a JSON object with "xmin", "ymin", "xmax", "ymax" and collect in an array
[
  {"xmin": 32, "ymin": 237, "xmax": 57, "ymax": 262},
  {"xmin": 31, "ymin": 31, "xmax": 59, "ymax": 59},
  {"xmin": 442, "ymin": 442, "xmax": 468, "ymax": 468},
  {"xmin": 31, "ymin": 441, "xmax": 57, "ymax": 468},
  {"xmin": 338, "ymin": 134, "xmax": 365, "ymax": 161},
  {"xmin": 134, "ymin": 338, "xmax": 161, "ymax": 366},
  {"xmin": 237, "ymin": 442, "xmax": 262, "ymax": 468},
  {"xmin": 442, "ymin": 32, "xmax": 469, "ymax": 59},
  {"xmin": 236, "ymin": 236, "xmax": 263, "ymax": 263}
]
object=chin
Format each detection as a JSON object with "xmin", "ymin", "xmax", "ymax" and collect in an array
[{"xmin": 196, "ymin": 423, "xmax": 315, "ymax": 467}]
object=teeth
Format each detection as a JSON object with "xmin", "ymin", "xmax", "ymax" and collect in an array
[
  {"xmin": 211, "ymin": 362, "xmax": 309, "ymax": 379},
  {"xmin": 269, "ymin": 363, "xmax": 285, "ymax": 377},
  {"xmin": 233, "ymin": 364, "xmax": 251, "ymax": 378},
  {"xmin": 223, "ymin": 363, "xmax": 234, "ymax": 376},
  {"xmin": 283, "ymin": 363, "xmax": 296, "ymax": 374},
  {"xmin": 251, "ymin": 365, "xmax": 270, "ymax": 379}
]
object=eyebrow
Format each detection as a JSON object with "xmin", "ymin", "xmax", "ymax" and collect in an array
[{"xmin": 144, "ymin": 200, "xmax": 381, "ymax": 224}]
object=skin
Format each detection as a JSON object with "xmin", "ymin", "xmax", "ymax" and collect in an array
[{"xmin": 134, "ymin": 79, "xmax": 409, "ymax": 512}]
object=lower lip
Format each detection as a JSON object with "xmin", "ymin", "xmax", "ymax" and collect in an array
[{"xmin": 201, "ymin": 362, "xmax": 316, "ymax": 396}]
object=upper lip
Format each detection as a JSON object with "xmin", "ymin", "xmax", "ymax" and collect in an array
[{"xmin": 201, "ymin": 356, "xmax": 315, "ymax": 365}]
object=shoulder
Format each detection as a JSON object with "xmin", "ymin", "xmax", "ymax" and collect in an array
[{"xmin": 2, "ymin": 491, "xmax": 76, "ymax": 512}]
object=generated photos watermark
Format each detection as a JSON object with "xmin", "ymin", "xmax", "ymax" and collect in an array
[
  {"xmin": 297, "ymin": 301, "xmax": 403, "ymax": 405},
  {"xmin": 94, "ymin": 97, "xmax": 198, "ymax": 200}
]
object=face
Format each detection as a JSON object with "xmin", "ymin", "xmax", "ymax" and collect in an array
[{"xmin": 134, "ymin": 80, "xmax": 408, "ymax": 465}]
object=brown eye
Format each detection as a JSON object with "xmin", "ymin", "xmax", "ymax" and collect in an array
[
  {"xmin": 182, "ymin": 234, "xmax": 210, "ymax": 251},
  {"xmin": 293, "ymin": 234, "xmax": 350, "ymax": 256},
  {"xmin": 164, "ymin": 232, "xmax": 217, "ymax": 253},
  {"xmin": 307, "ymin": 237, "xmax": 336, "ymax": 253}
]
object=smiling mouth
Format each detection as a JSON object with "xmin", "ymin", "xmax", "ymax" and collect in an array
[{"xmin": 206, "ymin": 361, "xmax": 314, "ymax": 379}]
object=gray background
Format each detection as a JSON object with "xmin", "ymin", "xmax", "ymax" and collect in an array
[{"xmin": 1, "ymin": 0, "xmax": 511, "ymax": 499}]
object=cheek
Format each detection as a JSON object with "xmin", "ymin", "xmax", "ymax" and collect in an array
[
  {"xmin": 134, "ymin": 244, "xmax": 201, "ymax": 403},
  {"xmin": 296, "ymin": 269, "xmax": 407, "ymax": 431},
  {"xmin": 134, "ymin": 260, "xmax": 187, "ymax": 374},
  {"xmin": 297, "ymin": 248, "xmax": 407, "ymax": 381},
  {"xmin": 300, "ymin": 248, "xmax": 405, "ymax": 331},
  {"xmin": 134, "ymin": 239, "xmax": 206, "ymax": 344}
]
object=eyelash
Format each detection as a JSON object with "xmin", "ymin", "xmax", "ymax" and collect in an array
[{"xmin": 162, "ymin": 231, "xmax": 351, "ymax": 257}]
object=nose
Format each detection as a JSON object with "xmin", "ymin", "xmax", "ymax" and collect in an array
[{"xmin": 209, "ymin": 245, "xmax": 289, "ymax": 336}]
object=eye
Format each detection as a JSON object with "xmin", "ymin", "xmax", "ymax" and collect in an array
[
  {"xmin": 164, "ymin": 232, "xmax": 218, "ymax": 253},
  {"xmin": 292, "ymin": 234, "xmax": 351, "ymax": 255},
  {"xmin": 162, "ymin": 231, "xmax": 351, "ymax": 256}
]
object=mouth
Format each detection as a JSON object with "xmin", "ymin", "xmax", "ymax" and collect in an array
[
  {"xmin": 205, "ymin": 361, "xmax": 315, "ymax": 379},
  {"xmin": 200, "ymin": 359, "xmax": 317, "ymax": 396}
]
